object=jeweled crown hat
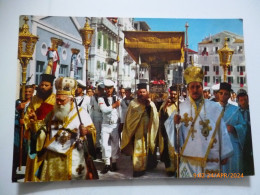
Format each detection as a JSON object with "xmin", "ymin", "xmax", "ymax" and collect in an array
[
  {"xmin": 55, "ymin": 77, "xmax": 77, "ymax": 96},
  {"xmin": 184, "ymin": 66, "xmax": 204, "ymax": 84}
]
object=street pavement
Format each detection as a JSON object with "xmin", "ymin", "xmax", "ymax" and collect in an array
[
  {"xmin": 94, "ymin": 151, "xmax": 177, "ymax": 180},
  {"xmin": 17, "ymin": 149, "xmax": 176, "ymax": 182}
]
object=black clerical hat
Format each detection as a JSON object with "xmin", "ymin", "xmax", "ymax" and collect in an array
[
  {"xmin": 219, "ymin": 82, "xmax": 232, "ymax": 92},
  {"xmin": 169, "ymin": 85, "xmax": 177, "ymax": 91},
  {"xmin": 40, "ymin": 74, "xmax": 56, "ymax": 85},
  {"xmin": 137, "ymin": 83, "xmax": 147, "ymax": 90}
]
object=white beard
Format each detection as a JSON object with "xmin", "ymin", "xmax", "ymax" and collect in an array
[{"xmin": 54, "ymin": 102, "xmax": 71, "ymax": 121}]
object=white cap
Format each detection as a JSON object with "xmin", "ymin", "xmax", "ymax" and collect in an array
[
  {"xmin": 104, "ymin": 79, "xmax": 115, "ymax": 87},
  {"xmin": 211, "ymin": 83, "xmax": 220, "ymax": 91},
  {"xmin": 203, "ymin": 87, "xmax": 210, "ymax": 91},
  {"xmin": 76, "ymin": 80, "xmax": 86, "ymax": 88}
]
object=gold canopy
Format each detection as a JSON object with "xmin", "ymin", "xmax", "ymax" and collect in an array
[{"xmin": 123, "ymin": 31, "xmax": 185, "ymax": 65}]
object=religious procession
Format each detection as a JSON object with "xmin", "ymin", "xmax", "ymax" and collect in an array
[{"xmin": 12, "ymin": 16, "xmax": 254, "ymax": 182}]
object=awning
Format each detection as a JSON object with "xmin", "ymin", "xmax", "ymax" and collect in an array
[{"xmin": 123, "ymin": 31, "xmax": 185, "ymax": 65}]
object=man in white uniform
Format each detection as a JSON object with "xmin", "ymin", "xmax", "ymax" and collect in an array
[
  {"xmin": 165, "ymin": 66, "xmax": 233, "ymax": 178},
  {"xmin": 75, "ymin": 80, "xmax": 91, "ymax": 113},
  {"xmin": 98, "ymin": 79, "xmax": 121, "ymax": 174}
]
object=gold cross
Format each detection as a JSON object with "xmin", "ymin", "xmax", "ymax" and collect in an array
[
  {"xmin": 190, "ymin": 125, "xmax": 197, "ymax": 140},
  {"xmin": 199, "ymin": 119, "xmax": 212, "ymax": 140},
  {"xmin": 76, "ymin": 164, "xmax": 84, "ymax": 175},
  {"xmin": 180, "ymin": 113, "xmax": 193, "ymax": 127}
]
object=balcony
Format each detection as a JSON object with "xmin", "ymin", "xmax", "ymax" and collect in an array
[
  {"xmin": 106, "ymin": 49, "xmax": 117, "ymax": 64},
  {"xmin": 100, "ymin": 18, "xmax": 124, "ymax": 39}
]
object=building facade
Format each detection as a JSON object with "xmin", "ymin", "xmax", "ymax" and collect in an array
[{"xmin": 198, "ymin": 31, "xmax": 246, "ymax": 93}]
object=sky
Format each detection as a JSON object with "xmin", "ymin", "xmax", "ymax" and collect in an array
[{"xmin": 134, "ymin": 18, "xmax": 244, "ymax": 51}]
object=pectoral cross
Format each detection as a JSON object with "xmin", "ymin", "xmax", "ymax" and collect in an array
[
  {"xmin": 199, "ymin": 119, "xmax": 212, "ymax": 140},
  {"xmin": 180, "ymin": 113, "xmax": 193, "ymax": 127},
  {"xmin": 76, "ymin": 164, "xmax": 84, "ymax": 175},
  {"xmin": 190, "ymin": 125, "xmax": 197, "ymax": 140}
]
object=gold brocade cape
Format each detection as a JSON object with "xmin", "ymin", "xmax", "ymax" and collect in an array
[
  {"xmin": 35, "ymin": 106, "xmax": 97, "ymax": 181},
  {"xmin": 23, "ymin": 93, "xmax": 56, "ymax": 182},
  {"xmin": 158, "ymin": 101, "xmax": 177, "ymax": 154},
  {"xmin": 121, "ymin": 99, "xmax": 159, "ymax": 155}
]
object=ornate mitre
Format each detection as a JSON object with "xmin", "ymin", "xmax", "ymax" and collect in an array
[
  {"xmin": 55, "ymin": 77, "xmax": 77, "ymax": 96},
  {"xmin": 184, "ymin": 66, "xmax": 204, "ymax": 84}
]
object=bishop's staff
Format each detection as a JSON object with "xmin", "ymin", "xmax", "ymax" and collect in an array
[{"xmin": 175, "ymin": 83, "xmax": 184, "ymax": 178}]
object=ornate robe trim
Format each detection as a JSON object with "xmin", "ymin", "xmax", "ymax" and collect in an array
[
  {"xmin": 44, "ymin": 108, "xmax": 83, "ymax": 150},
  {"xmin": 199, "ymin": 119, "xmax": 212, "ymax": 139},
  {"xmin": 180, "ymin": 113, "xmax": 193, "ymax": 127},
  {"xmin": 206, "ymin": 158, "xmax": 219, "ymax": 163},
  {"xmin": 180, "ymin": 100, "xmax": 204, "ymax": 155},
  {"xmin": 180, "ymin": 100, "xmax": 224, "ymax": 168},
  {"xmin": 204, "ymin": 109, "xmax": 225, "ymax": 161}
]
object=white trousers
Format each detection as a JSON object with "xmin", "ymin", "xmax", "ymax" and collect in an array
[{"xmin": 101, "ymin": 123, "xmax": 119, "ymax": 165}]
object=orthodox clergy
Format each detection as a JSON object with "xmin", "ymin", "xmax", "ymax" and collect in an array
[
  {"xmin": 165, "ymin": 66, "xmax": 233, "ymax": 178},
  {"xmin": 23, "ymin": 73, "xmax": 56, "ymax": 182},
  {"xmin": 237, "ymin": 89, "xmax": 254, "ymax": 175},
  {"xmin": 29, "ymin": 77, "xmax": 97, "ymax": 181},
  {"xmin": 98, "ymin": 80, "xmax": 121, "ymax": 174},
  {"xmin": 218, "ymin": 82, "xmax": 247, "ymax": 174},
  {"xmin": 121, "ymin": 83, "xmax": 159, "ymax": 177},
  {"xmin": 158, "ymin": 85, "xmax": 178, "ymax": 177}
]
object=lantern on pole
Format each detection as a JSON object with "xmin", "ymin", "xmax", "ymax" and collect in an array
[
  {"xmin": 17, "ymin": 16, "xmax": 39, "ymax": 170},
  {"xmin": 218, "ymin": 37, "xmax": 234, "ymax": 82},
  {"xmin": 18, "ymin": 16, "xmax": 39, "ymax": 101},
  {"xmin": 79, "ymin": 18, "xmax": 94, "ymax": 87}
]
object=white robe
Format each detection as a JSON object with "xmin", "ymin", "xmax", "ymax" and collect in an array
[{"xmin": 165, "ymin": 97, "xmax": 233, "ymax": 178}]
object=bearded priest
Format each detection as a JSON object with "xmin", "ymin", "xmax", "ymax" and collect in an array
[{"xmin": 28, "ymin": 77, "xmax": 98, "ymax": 181}]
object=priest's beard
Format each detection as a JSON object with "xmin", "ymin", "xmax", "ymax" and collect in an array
[
  {"xmin": 37, "ymin": 87, "xmax": 52, "ymax": 100},
  {"xmin": 54, "ymin": 102, "xmax": 71, "ymax": 121},
  {"xmin": 137, "ymin": 93, "xmax": 149, "ymax": 105}
]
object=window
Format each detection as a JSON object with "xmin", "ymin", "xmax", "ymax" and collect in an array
[
  {"xmin": 97, "ymin": 61, "xmax": 101, "ymax": 69},
  {"xmin": 204, "ymin": 76, "xmax": 210, "ymax": 86},
  {"xmin": 215, "ymin": 38, "xmax": 220, "ymax": 43},
  {"xmin": 75, "ymin": 67, "xmax": 82, "ymax": 80},
  {"xmin": 103, "ymin": 34, "xmax": 108, "ymax": 50},
  {"xmin": 35, "ymin": 61, "xmax": 45, "ymax": 85},
  {"xmin": 238, "ymin": 46, "xmax": 243, "ymax": 53},
  {"xmin": 203, "ymin": 66, "xmax": 209, "ymax": 72},
  {"xmin": 227, "ymin": 76, "xmax": 233, "ymax": 84},
  {"xmin": 59, "ymin": 64, "xmax": 68, "ymax": 77},
  {"xmin": 215, "ymin": 47, "xmax": 218, "ymax": 54},
  {"xmin": 213, "ymin": 76, "xmax": 221, "ymax": 84},
  {"xmin": 98, "ymin": 32, "xmax": 102, "ymax": 48}
]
